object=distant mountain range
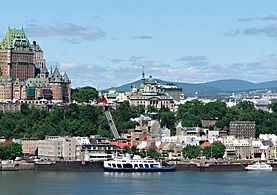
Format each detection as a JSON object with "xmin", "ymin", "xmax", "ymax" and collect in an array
[{"xmin": 107, "ymin": 79, "xmax": 277, "ymax": 95}]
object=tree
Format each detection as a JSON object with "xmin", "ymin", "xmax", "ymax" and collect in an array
[
  {"xmin": 182, "ymin": 145, "xmax": 201, "ymax": 159},
  {"xmin": 146, "ymin": 105, "xmax": 157, "ymax": 113},
  {"xmin": 0, "ymin": 143, "xmax": 22, "ymax": 160},
  {"xmin": 132, "ymin": 105, "xmax": 145, "ymax": 115},
  {"xmin": 71, "ymin": 86, "xmax": 99, "ymax": 102},
  {"xmin": 122, "ymin": 146, "xmax": 132, "ymax": 154},
  {"xmin": 146, "ymin": 148, "xmax": 161, "ymax": 159},
  {"xmin": 202, "ymin": 142, "xmax": 225, "ymax": 159},
  {"xmin": 268, "ymin": 102, "xmax": 277, "ymax": 113},
  {"xmin": 21, "ymin": 103, "xmax": 30, "ymax": 115},
  {"xmin": 160, "ymin": 111, "xmax": 175, "ymax": 130},
  {"xmin": 112, "ymin": 101, "xmax": 139, "ymax": 133},
  {"xmin": 237, "ymin": 101, "xmax": 255, "ymax": 112}
]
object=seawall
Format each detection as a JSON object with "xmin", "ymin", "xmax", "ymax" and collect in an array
[{"xmin": 34, "ymin": 161, "xmax": 103, "ymax": 171}]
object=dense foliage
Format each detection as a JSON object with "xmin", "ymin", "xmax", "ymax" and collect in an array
[
  {"xmin": 202, "ymin": 142, "xmax": 226, "ymax": 159},
  {"xmin": 182, "ymin": 142, "xmax": 226, "ymax": 159},
  {"xmin": 0, "ymin": 104, "xmax": 111, "ymax": 139},
  {"xmin": 0, "ymin": 101, "xmax": 145, "ymax": 139},
  {"xmin": 122, "ymin": 146, "xmax": 161, "ymax": 159},
  {"xmin": 182, "ymin": 145, "xmax": 202, "ymax": 159},
  {"xmin": 1, "ymin": 98, "xmax": 277, "ymax": 140},
  {"xmin": 111, "ymin": 101, "xmax": 142, "ymax": 133},
  {"xmin": 146, "ymin": 148, "xmax": 161, "ymax": 159},
  {"xmin": 177, "ymin": 100, "xmax": 277, "ymax": 137},
  {"xmin": 71, "ymin": 86, "xmax": 99, "ymax": 102},
  {"xmin": 0, "ymin": 143, "xmax": 22, "ymax": 160}
]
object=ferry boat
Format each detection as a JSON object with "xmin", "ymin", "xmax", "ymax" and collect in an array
[
  {"xmin": 245, "ymin": 162, "xmax": 272, "ymax": 171},
  {"xmin": 103, "ymin": 154, "xmax": 175, "ymax": 172}
]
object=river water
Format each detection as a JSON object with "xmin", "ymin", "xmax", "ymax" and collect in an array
[{"xmin": 1, "ymin": 170, "xmax": 277, "ymax": 195}]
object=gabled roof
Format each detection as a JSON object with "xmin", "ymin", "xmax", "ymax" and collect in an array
[
  {"xmin": 1, "ymin": 28, "xmax": 30, "ymax": 49},
  {"xmin": 49, "ymin": 67, "xmax": 63, "ymax": 83},
  {"xmin": 63, "ymin": 72, "xmax": 70, "ymax": 83}
]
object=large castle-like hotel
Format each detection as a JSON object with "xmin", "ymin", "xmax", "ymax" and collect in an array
[{"xmin": 0, "ymin": 27, "xmax": 71, "ymax": 103}]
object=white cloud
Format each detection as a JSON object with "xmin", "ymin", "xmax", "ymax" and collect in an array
[{"xmin": 25, "ymin": 23, "xmax": 105, "ymax": 41}]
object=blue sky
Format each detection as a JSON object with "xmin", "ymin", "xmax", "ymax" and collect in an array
[{"xmin": 2, "ymin": 0, "xmax": 277, "ymax": 89}]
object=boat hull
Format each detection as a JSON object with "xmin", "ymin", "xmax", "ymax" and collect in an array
[
  {"xmin": 103, "ymin": 166, "xmax": 176, "ymax": 172},
  {"xmin": 245, "ymin": 168, "xmax": 272, "ymax": 171}
]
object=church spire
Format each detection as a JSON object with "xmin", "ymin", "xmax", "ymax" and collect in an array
[{"xmin": 142, "ymin": 66, "xmax": 145, "ymax": 80}]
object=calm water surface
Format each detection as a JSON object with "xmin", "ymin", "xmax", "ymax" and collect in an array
[{"xmin": 1, "ymin": 170, "xmax": 277, "ymax": 195}]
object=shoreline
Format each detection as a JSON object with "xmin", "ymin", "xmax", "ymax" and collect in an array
[{"xmin": 2, "ymin": 161, "xmax": 277, "ymax": 172}]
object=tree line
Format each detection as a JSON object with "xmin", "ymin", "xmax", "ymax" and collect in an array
[
  {"xmin": 182, "ymin": 142, "xmax": 226, "ymax": 159},
  {"xmin": 177, "ymin": 100, "xmax": 277, "ymax": 137}
]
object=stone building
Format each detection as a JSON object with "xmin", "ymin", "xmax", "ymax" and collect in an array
[
  {"xmin": 0, "ymin": 28, "xmax": 71, "ymax": 103},
  {"xmin": 21, "ymin": 138, "xmax": 39, "ymax": 156},
  {"xmin": 230, "ymin": 121, "xmax": 256, "ymax": 139},
  {"xmin": 128, "ymin": 72, "xmax": 175, "ymax": 111},
  {"xmin": 38, "ymin": 136, "xmax": 76, "ymax": 161}
]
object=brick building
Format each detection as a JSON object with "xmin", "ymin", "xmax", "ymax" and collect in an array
[{"xmin": 0, "ymin": 27, "xmax": 71, "ymax": 103}]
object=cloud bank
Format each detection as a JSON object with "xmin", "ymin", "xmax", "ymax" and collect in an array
[{"xmin": 25, "ymin": 23, "xmax": 105, "ymax": 41}]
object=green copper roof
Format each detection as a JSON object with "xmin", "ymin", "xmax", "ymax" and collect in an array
[
  {"xmin": 1, "ymin": 28, "xmax": 30, "ymax": 49},
  {"xmin": 31, "ymin": 42, "xmax": 42, "ymax": 52},
  {"xmin": 0, "ymin": 76, "xmax": 12, "ymax": 85},
  {"xmin": 140, "ymin": 82, "xmax": 145, "ymax": 89},
  {"xmin": 41, "ymin": 66, "xmax": 49, "ymax": 73},
  {"xmin": 26, "ymin": 77, "xmax": 50, "ymax": 87}
]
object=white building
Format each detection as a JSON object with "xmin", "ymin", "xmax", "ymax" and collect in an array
[{"xmin": 38, "ymin": 136, "xmax": 76, "ymax": 161}]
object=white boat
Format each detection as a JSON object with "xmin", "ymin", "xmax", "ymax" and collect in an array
[
  {"xmin": 245, "ymin": 162, "xmax": 272, "ymax": 171},
  {"xmin": 103, "ymin": 154, "xmax": 175, "ymax": 172}
]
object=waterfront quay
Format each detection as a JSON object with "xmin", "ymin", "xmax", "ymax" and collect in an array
[{"xmin": 3, "ymin": 160, "xmax": 277, "ymax": 172}]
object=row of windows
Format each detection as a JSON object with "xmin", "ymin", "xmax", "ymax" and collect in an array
[{"xmin": 108, "ymin": 163, "xmax": 158, "ymax": 168}]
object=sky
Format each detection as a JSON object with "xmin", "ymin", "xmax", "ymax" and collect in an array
[{"xmin": 2, "ymin": 0, "xmax": 277, "ymax": 89}]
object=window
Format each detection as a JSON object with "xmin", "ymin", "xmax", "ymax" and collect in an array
[{"xmin": 123, "ymin": 164, "xmax": 133, "ymax": 168}]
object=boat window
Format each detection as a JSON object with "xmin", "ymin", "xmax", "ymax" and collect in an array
[
  {"xmin": 139, "ymin": 164, "xmax": 144, "ymax": 168},
  {"xmin": 123, "ymin": 164, "xmax": 133, "ymax": 168},
  {"xmin": 145, "ymin": 164, "xmax": 149, "ymax": 168},
  {"xmin": 112, "ymin": 164, "xmax": 116, "ymax": 168},
  {"xmin": 134, "ymin": 164, "xmax": 138, "ymax": 168},
  {"xmin": 117, "ymin": 164, "xmax": 122, "ymax": 168},
  {"xmin": 108, "ymin": 163, "xmax": 111, "ymax": 166},
  {"xmin": 150, "ymin": 164, "xmax": 153, "ymax": 168}
]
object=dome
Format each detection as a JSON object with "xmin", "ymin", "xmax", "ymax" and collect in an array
[{"xmin": 140, "ymin": 82, "xmax": 145, "ymax": 89}]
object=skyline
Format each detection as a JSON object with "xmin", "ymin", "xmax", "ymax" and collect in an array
[{"xmin": 2, "ymin": 0, "xmax": 277, "ymax": 89}]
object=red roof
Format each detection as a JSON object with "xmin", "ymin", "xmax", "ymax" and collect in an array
[
  {"xmin": 200, "ymin": 141, "xmax": 211, "ymax": 148},
  {"xmin": 100, "ymin": 96, "xmax": 108, "ymax": 104},
  {"xmin": 109, "ymin": 140, "xmax": 131, "ymax": 148},
  {"xmin": 2, "ymin": 140, "xmax": 14, "ymax": 145}
]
